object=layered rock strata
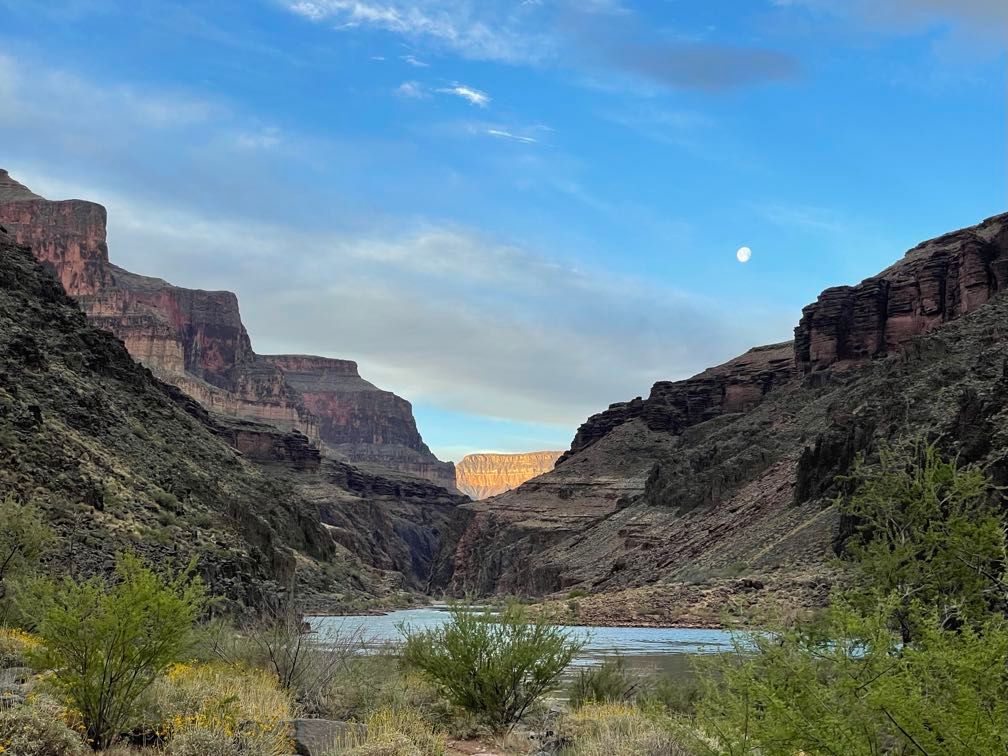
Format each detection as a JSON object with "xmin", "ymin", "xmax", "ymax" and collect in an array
[
  {"xmin": 0, "ymin": 170, "xmax": 455, "ymax": 489},
  {"xmin": 455, "ymin": 451, "xmax": 566, "ymax": 500}
]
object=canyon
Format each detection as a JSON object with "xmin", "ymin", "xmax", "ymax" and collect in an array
[
  {"xmin": 451, "ymin": 212, "xmax": 1008, "ymax": 622},
  {"xmin": 455, "ymin": 451, "xmax": 564, "ymax": 500},
  {"xmin": 0, "ymin": 169, "xmax": 456, "ymax": 491}
]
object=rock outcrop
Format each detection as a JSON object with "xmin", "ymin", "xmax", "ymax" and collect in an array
[
  {"xmin": 0, "ymin": 170, "xmax": 455, "ymax": 489},
  {"xmin": 455, "ymin": 451, "xmax": 564, "ymax": 500},
  {"xmin": 795, "ymin": 214, "xmax": 1008, "ymax": 373},
  {"xmin": 451, "ymin": 212, "xmax": 1008, "ymax": 604},
  {"xmin": 0, "ymin": 227, "xmax": 467, "ymax": 607}
]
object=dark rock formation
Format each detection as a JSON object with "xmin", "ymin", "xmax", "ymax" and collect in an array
[
  {"xmin": 0, "ymin": 170, "xmax": 456, "ymax": 490},
  {"xmin": 0, "ymin": 228, "xmax": 466, "ymax": 607},
  {"xmin": 451, "ymin": 213, "xmax": 1008, "ymax": 602}
]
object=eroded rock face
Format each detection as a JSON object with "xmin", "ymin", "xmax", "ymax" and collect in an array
[
  {"xmin": 451, "ymin": 213, "xmax": 1008, "ymax": 600},
  {"xmin": 455, "ymin": 451, "xmax": 564, "ymax": 500},
  {"xmin": 0, "ymin": 170, "xmax": 455, "ymax": 489},
  {"xmin": 795, "ymin": 213, "xmax": 1008, "ymax": 373}
]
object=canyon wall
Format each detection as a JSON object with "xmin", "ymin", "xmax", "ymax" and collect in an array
[
  {"xmin": 451, "ymin": 212, "xmax": 1008, "ymax": 602},
  {"xmin": 455, "ymin": 451, "xmax": 564, "ymax": 500},
  {"xmin": 0, "ymin": 169, "xmax": 455, "ymax": 489}
]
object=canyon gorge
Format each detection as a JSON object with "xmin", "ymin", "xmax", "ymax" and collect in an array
[{"xmin": 454, "ymin": 451, "xmax": 564, "ymax": 500}]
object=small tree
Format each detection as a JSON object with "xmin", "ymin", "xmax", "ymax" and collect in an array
[
  {"xmin": 0, "ymin": 495, "xmax": 54, "ymax": 606},
  {"xmin": 32, "ymin": 552, "xmax": 205, "ymax": 749},
  {"xmin": 400, "ymin": 603, "xmax": 583, "ymax": 730}
]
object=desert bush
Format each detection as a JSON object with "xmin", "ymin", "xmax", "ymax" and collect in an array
[
  {"xmin": 320, "ymin": 653, "xmax": 447, "ymax": 723},
  {"xmin": 342, "ymin": 706, "xmax": 447, "ymax": 756},
  {"xmin": 145, "ymin": 662, "xmax": 293, "ymax": 756},
  {"xmin": 558, "ymin": 702, "xmax": 692, "ymax": 756},
  {"xmin": 567, "ymin": 657, "xmax": 642, "ymax": 709},
  {"xmin": 0, "ymin": 695, "xmax": 87, "ymax": 755},
  {"xmin": 0, "ymin": 626, "xmax": 42, "ymax": 668},
  {"xmin": 401, "ymin": 603, "xmax": 583, "ymax": 730},
  {"xmin": 31, "ymin": 552, "xmax": 205, "ymax": 749},
  {"xmin": 231, "ymin": 604, "xmax": 366, "ymax": 715},
  {"xmin": 0, "ymin": 496, "xmax": 54, "ymax": 621}
]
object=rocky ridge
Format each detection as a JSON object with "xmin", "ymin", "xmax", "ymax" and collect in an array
[
  {"xmin": 0, "ymin": 228, "xmax": 468, "ymax": 608},
  {"xmin": 450, "ymin": 213, "xmax": 1008, "ymax": 611},
  {"xmin": 0, "ymin": 170, "xmax": 456, "ymax": 490},
  {"xmin": 455, "ymin": 451, "xmax": 564, "ymax": 500}
]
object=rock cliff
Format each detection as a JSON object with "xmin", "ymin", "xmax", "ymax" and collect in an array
[
  {"xmin": 0, "ymin": 170, "xmax": 455, "ymax": 490},
  {"xmin": 455, "ymin": 451, "xmax": 564, "ymax": 500},
  {"xmin": 0, "ymin": 228, "xmax": 467, "ymax": 607},
  {"xmin": 451, "ymin": 213, "xmax": 1008, "ymax": 613}
]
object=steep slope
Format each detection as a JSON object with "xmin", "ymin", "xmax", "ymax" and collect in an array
[
  {"xmin": 0, "ymin": 169, "xmax": 456, "ymax": 490},
  {"xmin": 0, "ymin": 230, "xmax": 468, "ymax": 607},
  {"xmin": 455, "ymin": 451, "xmax": 564, "ymax": 500},
  {"xmin": 451, "ymin": 213, "xmax": 1008, "ymax": 615}
]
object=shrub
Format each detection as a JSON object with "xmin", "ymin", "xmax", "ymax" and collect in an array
[
  {"xmin": 558, "ymin": 702, "xmax": 692, "ymax": 756},
  {"xmin": 233, "ymin": 604, "xmax": 366, "ymax": 715},
  {"xmin": 0, "ymin": 626, "xmax": 41, "ymax": 668},
  {"xmin": 320, "ymin": 653, "xmax": 446, "ymax": 724},
  {"xmin": 0, "ymin": 496, "xmax": 54, "ymax": 619},
  {"xmin": 400, "ymin": 603, "xmax": 583, "ymax": 730},
  {"xmin": 0, "ymin": 696, "xmax": 87, "ymax": 756},
  {"xmin": 567, "ymin": 658, "xmax": 640, "ymax": 708},
  {"xmin": 31, "ymin": 552, "xmax": 205, "ymax": 749},
  {"xmin": 342, "ymin": 706, "xmax": 446, "ymax": 756},
  {"xmin": 145, "ymin": 662, "xmax": 294, "ymax": 756}
]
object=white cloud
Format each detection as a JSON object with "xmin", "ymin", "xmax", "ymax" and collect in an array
[
  {"xmin": 401, "ymin": 54, "xmax": 429, "ymax": 67},
  {"xmin": 394, "ymin": 80, "xmax": 427, "ymax": 98},
  {"xmin": 437, "ymin": 84, "xmax": 490, "ymax": 107}
]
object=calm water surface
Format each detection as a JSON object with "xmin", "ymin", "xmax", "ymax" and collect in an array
[{"xmin": 308, "ymin": 606, "xmax": 736, "ymax": 681}]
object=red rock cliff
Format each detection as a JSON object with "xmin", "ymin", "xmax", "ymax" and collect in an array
[
  {"xmin": 455, "ymin": 451, "xmax": 564, "ymax": 500},
  {"xmin": 0, "ymin": 169, "xmax": 456, "ymax": 489},
  {"xmin": 795, "ymin": 213, "xmax": 1008, "ymax": 373}
]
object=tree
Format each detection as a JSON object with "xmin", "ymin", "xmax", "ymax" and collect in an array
[
  {"xmin": 841, "ymin": 441, "xmax": 1007, "ymax": 637},
  {"xmin": 0, "ymin": 494, "xmax": 54, "ymax": 604},
  {"xmin": 32, "ymin": 552, "xmax": 206, "ymax": 749},
  {"xmin": 400, "ymin": 603, "xmax": 584, "ymax": 730}
]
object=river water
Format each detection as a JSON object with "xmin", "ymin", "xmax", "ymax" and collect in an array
[{"xmin": 308, "ymin": 606, "xmax": 736, "ymax": 681}]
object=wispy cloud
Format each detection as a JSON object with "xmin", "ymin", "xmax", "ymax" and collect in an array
[
  {"xmin": 394, "ymin": 80, "xmax": 427, "ymax": 98},
  {"xmin": 401, "ymin": 54, "xmax": 429, "ymax": 67},
  {"xmin": 486, "ymin": 128, "xmax": 537, "ymax": 144},
  {"xmin": 437, "ymin": 84, "xmax": 490, "ymax": 107}
]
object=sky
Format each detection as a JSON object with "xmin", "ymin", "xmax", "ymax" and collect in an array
[{"xmin": 1, "ymin": 0, "xmax": 1005, "ymax": 461}]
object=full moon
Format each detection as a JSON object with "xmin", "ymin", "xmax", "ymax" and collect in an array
[{"xmin": 736, "ymin": 246, "xmax": 752, "ymax": 263}]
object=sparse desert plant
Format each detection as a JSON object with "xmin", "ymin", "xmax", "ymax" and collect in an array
[
  {"xmin": 0, "ymin": 626, "xmax": 42, "ymax": 668},
  {"xmin": 558, "ymin": 702, "xmax": 692, "ymax": 756},
  {"xmin": 342, "ymin": 706, "xmax": 447, "ymax": 756},
  {"xmin": 231, "ymin": 604, "xmax": 367, "ymax": 715},
  {"xmin": 319, "ymin": 653, "xmax": 448, "ymax": 725},
  {"xmin": 400, "ymin": 603, "xmax": 583, "ymax": 730},
  {"xmin": 147, "ymin": 662, "xmax": 294, "ymax": 756},
  {"xmin": 0, "ymin": 695, "xmax": 88, "ymax": 755},
  {"xmin": 567, "ymin": 657, "xmax": 641, "ymax": 708},
  {"xmin": 31, "ymin": 552, "xmax": 205, "ymax": 749}
]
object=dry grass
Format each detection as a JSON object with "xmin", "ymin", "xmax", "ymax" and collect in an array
[
  {"xmin": 558, "ymin": 702, "xmax": 695, "ymax": 756},
  {"xmin": 342, "ymin": 706, "xmax": 448, "ymax": 756}
]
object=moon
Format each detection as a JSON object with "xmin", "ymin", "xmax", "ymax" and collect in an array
[{"xmin": 736, "ymin": 246, "xmax": 752, "ymax": 263}]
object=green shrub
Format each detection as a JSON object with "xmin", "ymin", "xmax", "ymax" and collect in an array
[
  {"xmin": 401, "ymin": 603, "xmax": 583, "ymax": 730},
  {"xmin": 567, "ymin": 658, "xmax": 640, "ymax": 708},
  {"xmin": 31, "ymin": 552, "xmax": 205, "ymax": 749},
  {"xmin": 0, "ymin": 496, "xmax": 54, "ymax": 620},
  {"xmin": 0, "ymin": 696, "xmax": 87, "ymax": 755}
]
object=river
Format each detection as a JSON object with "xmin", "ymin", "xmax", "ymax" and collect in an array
[{"xmin": 308, "ymin": 606, "xmax": 737, "ymax": 682}]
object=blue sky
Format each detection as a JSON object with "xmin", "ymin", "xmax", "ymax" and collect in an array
[{"xmin": 1, "ymin": 0, "xmax": 1004, "ymax": 461}]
